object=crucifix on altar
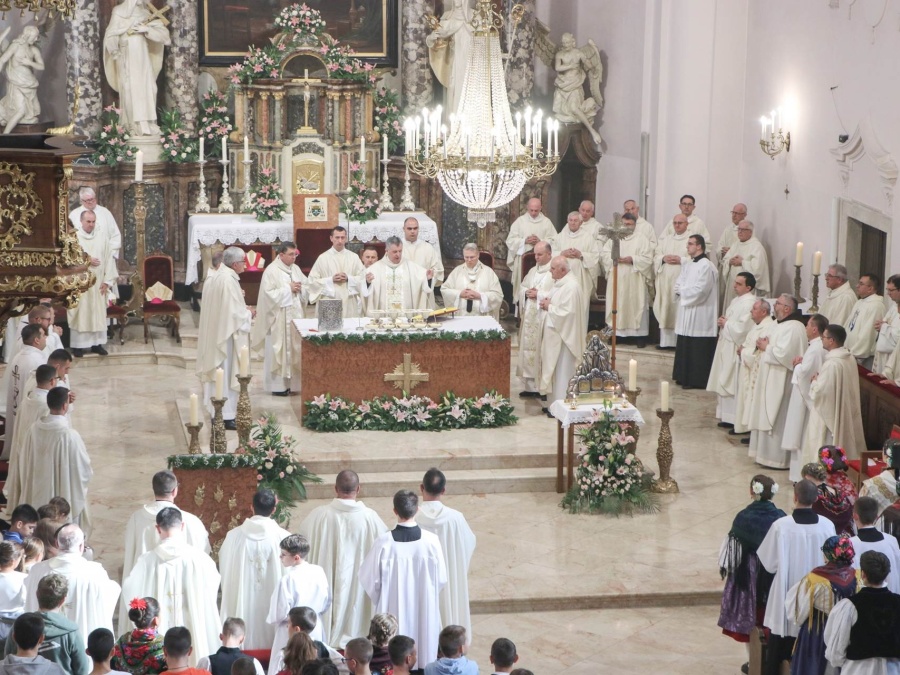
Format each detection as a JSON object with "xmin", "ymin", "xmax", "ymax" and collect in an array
[
  {"xmin": 384, "ymin": 353, "xmax": 430, "ymax": 392},
  {"xmin": 598, "ymin": 211, "xmax": 632, "ymax": 371}
]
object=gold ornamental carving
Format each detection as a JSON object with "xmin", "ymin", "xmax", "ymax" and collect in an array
[
  {"xmin": 0, "ymin": 162, "xmax": 43, "ymax": 251},
  {"xmin": 227, "ymin": 493, "xmax": 237, "ymax": 511},
  {"xmin": 0, "ymin": 270, "xmax": 94, "ymax": 295},
  {"xmin": 209, "ymin": 515, "xmax": 222, "ymax": 534},
  {"xmin": 0, "ymin": 251, "xmax": 58, "ymax": 267},
  {"xmin": 384, "ymin": 353, "xmax": 429, "ymax": 392},
  {"xmin": 194, "ymin": 483, "xmax": 206, "ymax": 506},
  {"xmin": 214, "ymin": 484, "xmax": 224, "ymax": 503},
  {"xmin": 60, "ymin": 233, "xmax": 90, "ymax": 267}
]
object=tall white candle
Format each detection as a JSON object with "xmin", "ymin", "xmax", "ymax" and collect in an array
[
  {"xmin": 628, "ymin": 359, "xmax": 637, "ymax": 390},
  {"xmin": 795, "ymin": 242, "xmax": 804, "ymax": 266},
  {"xmin": 661, "ymin": 380, "xmax": 670, "ymax": 411},
  {"xmin": 383, "ymin": 134, "xmax": 388, "ymax": 161},
  {"xmin": 304, "ymin": 68, "xmax": 309, "ymax": 80},
  {"xmin": 813, "ymin": 251, "xmax": 822, "ymax": 275},
  {"xmin": 243, "ymin": 134, "xmax": 249, "ymax": 158},
  {"xmin": 134, "ymin": 150, "xmax": 144, "ymax": 182},
  {"xmin": 760, "ymin": 116, "xmax": 767, "ymax": 141},
  {"xmin": 239, "ymin": 345, "xmax": 249, "ymax": 377},
  {"xmin": 515, "ymin": 111, "xmax": 521, "ymax": 141},
  {"xmin": 189, "ymin": 393, "xmax": 199, "ymax": 425},
  {"xmin": 199, "ymin": 136, "xmax": 204, "ymax": 162},
  {"xmin": 360, "ymin": 134, "xmax": 365, "ymax": 160},
  {"xmin": 221, "ymin": 136, "xmax": 228, "ymax": 161},
  {"xmin": 214, "ymin": 367, "xmax": 224, "ymax": 399}
]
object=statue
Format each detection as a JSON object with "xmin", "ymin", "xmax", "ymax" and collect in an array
[
  {"xmin": 103, "ymin": 0, "xmax": 171, "ymax": 136},
  {"xmin": 0, "ymin": 26, "xmax": 44, "ymax": 134},
  {"xmin": 425, "ymin": 0, "xmax": 473, "ymax": 116}
]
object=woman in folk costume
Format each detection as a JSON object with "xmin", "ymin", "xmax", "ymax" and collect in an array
[
  {"xmin": 111, "ymin": 597, "xmax": 167, "ymax": 675},
  {"xmin": 818, "ymin": 445, "xmax": 858, "ymax": 507},
  {"xmin": 785, "ymin": 536, "xmax": 860, "ymax": 675},
  {"xmin": 802, "ymin": 462, "xmax": 855, "ymax": 536},
  {"xmin": 718, "ymin": 475, "xmax": 785, "ymax": 646}
]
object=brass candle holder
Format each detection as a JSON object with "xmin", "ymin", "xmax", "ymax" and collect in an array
[
  {"xmin": 185, "ymin": 422, "xmax": 203, "ymax": 455},
  {"xmin": 210, "ymin": 397, "xmax": 228, "ymax": 454},
  {"xmin": 793, "ymin": 264, "xmax": 805, "ymax": 303},
  {"xmin": 809, "ymin": 273, "xmax": 820, "ymax": 314},
  {"xmin": 236, "ymin": 375, "xmax": 252, "ymax": 447},
  {"xmin": 624, "ymin": 387, "xmax": 641, "ymax": 451},
  {"xmin": 651, "ymin": 408, "xmax": 679, "ymax": 493}
]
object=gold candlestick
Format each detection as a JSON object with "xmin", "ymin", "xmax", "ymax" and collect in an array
[
  {"xmin": 236, "ymin": 375, "xmax": 252, "ymax": 447},
  {"xmin": 185, "ymin": 422, "xmax": 203, "ymax": 455},
  {"xmin": 793, "ymin": 264, "xmax": 805, "ymax": 303},
  {"xmin": 623, "ymin": 387, "xmax": 641, "ymax": 451},
  {"xmin": 810, "ymin": 273, "xmax": 820, "ymax": 314},
  {"xmin": 651, "ymin": 408, "xmax": 679, "ymax": 493},
  {"xmin": 210, "ymin": 397, "xmax": 228, "ymax": 454},
  {"xmin": 624, "ymin": 387, "xmax": 641, "ymax": 406}
]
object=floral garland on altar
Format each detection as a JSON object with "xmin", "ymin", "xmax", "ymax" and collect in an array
[
  {"xmin": 159, "ymin": 109, "xmax": 199, "ymax": 163},
  {"xmin": 250, "ymin": 167, "xmax": 287, "ymax": 222},
  {"xmin": 373, "ymin": 87, "xmax": 404, "ymax": 154},
  {"xmin": 340, "ymin": 163, "xmax": 380, "ymax": 224},
  {"xmin": 90, "ymin": 105, "xmax": 137, "ymax": 166},
  {"xmin": 304, "ymin": 392, "xmax": 517, "ymax": 432},
  {"xmin": 303, "ymin": 328, "xmax": 508, "ymax": 346},
  {"xmin": 198, "ymin": 90, "xmax": 233, "ymax": 159}
]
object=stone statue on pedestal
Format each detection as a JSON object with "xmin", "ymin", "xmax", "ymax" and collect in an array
[
  {"xmin": 0, "ymin": 26, "xmax": 44, "ymax": 134},
  {"xmin": 103, "ymin": 0, "xmax": 171, "ymax": 136},
  {"xmin": 425, "ymin": 0, "xmax": 473, "ymax": 116}
]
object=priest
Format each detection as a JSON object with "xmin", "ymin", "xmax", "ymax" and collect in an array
[
  {"xmin": 363, "ymin": 237, "xmax": 433, "ymax": 315},
  {"xmin": 802, "ymin": 324, "xmax": 867, "ymax": 465},
  {"xmin": 538, "ymin": 256, "xmax": 586, "ymax": 411},
  {"xmin": 706, "ymin": 271, "xmax": 757, "ymax": 427},
  {"xmin": 661, "ymin": 194, "xmax": 710, "ymax": 240},
  {"xmin": 516, "ymin": 241, "xmax": 554, "ymax": 397},
  {"xmin": 623, "ymin": 199, "xmax": 658, "ymax": 247},
  {"xmin": 249, "ymin": 242, "xmax": 308, "ymax": 396},
  {"xmin": 307, "ymin": 226, "xmax": 366, "ymax": 318},
  {"xmin": 719, "ymin": 220, "xmax": 770, "ymax": 307},
  {"xmin": 2, "ymin": 323, "xmax": 46, "ymax": 460},
  {"xmin": 505, "ymin": 198, "xmax": 556, "ymax": 302},
  {"xmin": 68, "ymin": 210, "xmax": 118, "ymax": 357},
  {"xmin": 716, "ymin": 203, "xmax": 748, "ymax": 265},
  {"xmin": 672, "ymin": 235, "xmax": 719, "ymax": 389},
  {"xmin": 69, "ymin": 187, "xmax": 123, "ymax": 262},
  {"xmin": 4, "ymin": 364, "xmax": 55, "ymax": 507},
  {"xmin": 439, "ymin": 244, "xmax": 503, "ymax": 320},
  {"xmin": 820, "ymin": 264, "xmax": 857, "ymax": 327},
  {"xmin": 652, "ymin": 213, "xmax": 690, "ymax": 349},
  {"xmin": 195, "ymin": 246, "xmax": 252, "ymax": 428},
  {"xmin": 297, "ymin": 470, "xmax": 387, "ymax": 648},
  {"xmin": 551, "ymin": 211, "xmax": 601, "ymax": 316},
  {"xmin": 401, "ymin": 217, "xmax": 444, "ymax": 309},
  {"xmin": 218, "ymin": 488, "xmax": 291, "ymax": 651},
  {"xmin": 873, "ymin": 274, "xmax": 900, "ymax": 375},
  {"xmin": 417, "ymin": 469, "xmax": 476, "ymax": 643},
  {"xmin": 578, "ymin": 200, "xmax": 601, "ymax": 240},
  {"xmin": 600, "ymin": 213, "xmax": 654, "ymax": 345},
  {"xmin": 844, "ymin": 273, "xmax": 884, "ymax": 369},
  {"xmin": 734, "ymin": 300, "xmax": 775, "ymax": 437},
  {"xmin": 747, "ymin": 294, "xmax": 808, "ymax": 469},
  {"xmin": 121, "ymin": 507, "xmax": 221, "ymax": 666}
]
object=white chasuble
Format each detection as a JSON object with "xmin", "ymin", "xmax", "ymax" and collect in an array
[
  {"xmin": 783, "ymin": 338, "xmax": 827, "ymax": 481},
  {"xmin": 652, "ymin": 233, "xmax": 689, "ymax": 332},
  {"xmin": 363, "ymin": 259, "xmax": 432, "ymax": 315},
  {"xmin": 122, "ymin": 501, "xmax": 210, "ymax": 584},
  {"xmin": 820, "ymin": 282, "xmax": 858, "ymax": 328},
  {"xmin": 3, "ymin": 387, "xmax": 47, "ymax": 506},
  {"xmin": 600, "ymin": 233, "xmax": 653, "ymax": 335},
  {"xmin": 874, "ymin": 303, "xmax": 900, "ymax": 375},
  {"xmin": 550, "ymin": 225, "xmax": 601, "ymax": 311},
  {"xmin": 267, "ymin": 561, "xmax": 332, "ymax": 673},
  {"xmin": 538, "ymin": 274, "xmax": 586, "ymax": 401},
  {"xmin": 661, "ymin": 214, "xmax": 709, "ymax": 241},
  {"xmin": 308, "ymin": 248, "xmax": 366, "ymax": 318},
  {"xmin": 403, "ymin": 239, "xmax": 444, "ymax": 310},
  {"xmin": 860, "ymin": 471, "xmax": 900, "ymax": 517},
  {"xmin": 516, "ymin": 263, "xmax": 553, "ymax": 384},
  {"xmin": 505, "ymin": 214, "xmax": 556, "ymax": 300},
  {"xmin": 68, "ymin": 226, "xmax": 117, "ymax": 338},
  {"xmin": 707, "ymin": 293, "xmax": 757, "ymax": 398},
  {"xmin": 70, "ymin": 205, "xmax": 123, "ymax": 259},
  {"xmin": 440, "ymin": 262, "xmax": 503, "ymax": 320},
  {"xmin": 845, "ymin": 294, "xmax": 886, "ymax": 361},
  {"xmin": 2, "ymin": 344, "xmax": 45, "ymax": 461},
  {"xmin": 734, "ymin": 316, "xmax": 775, "ymax": 434},
  {"xmin": 720, "ymin": 236, "xmax": 771, "ymax": 306}
]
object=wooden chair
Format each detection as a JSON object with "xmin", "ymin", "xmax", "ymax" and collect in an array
[
  {"xmin": 235, "ymin": 243, "xmax": 273, "ymax": 306},
  {"xmin": 520, "ymin": 251, "xmax": 536, "ymax": 280},
  {"xmin": 106, "ymin": 303, "xmax": 128, "ymax": 345},
  {"xmin": 295, "ymin": 229, "xmax": 334, "ymax": 275},
  {"xmin": 142, "ymin": 252, "xmax": 181, "ymax": 343},
  {"xmin": 364, "ymin": 240, "xmax": 386, "ymax": 259}
]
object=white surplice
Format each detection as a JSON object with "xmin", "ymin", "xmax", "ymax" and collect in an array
[
  {"xmin": 24, "ymin": 553, "xmax": 120, "ymax": 637},
  {"xmin": 652, "ymin": 232, "xmax": 689, "ymax": 346},
  {"xmin": 720, "ymin": 236, "xmax": 771, "ymax": 306},
  {"xmin": 505, "ymin": 213, "xmax": 556, "ymax": 300},
  {"xmin": 359, "ymin": 526, "xmax": 448, "ymax": 667},
  {"xmin": 121, "ymin": 536, "xmax": 221, "ymax": 666},
  {"xmin": 307, "ymin": 248, "xmax": 366, "ymax": 318},
  {"xmin": 825, "ymin": 594, "xmax": 900, "ymax": 675},
  {"xmin": 821, "ymin": 282, "xmax": 858, "ymax": 328},
  {"xmin": 784, "ymin": 337, "xmax": 827, "ymax": 482},
  {"xmin": 440, "ymin": 262, "xmax": 503, "ymax": 321},
  {"xmin": 362, "ymin": 259, "xmax": 432, "ymax": 315},
  {"xmin": 297, "ymin": 498, "xmax": 387, "ymax": 649},
  {"xmin": 2, "ymin": 345, "xmax": 46, "ymax": 460},
  {"xmin": 874, "ymin": 304, "xmax": 900, "ymax": 375},
  {"xmin": 417, "ymin": 501, "xmax": 476, "ymax": 643},
  {"xmin": 846, "ymin": 294, "xmax": 886, "ymax": 363},
  {"xmin": 538, "ymin": 273, "xmax": 586, "ymax": 402},
  {"xmin": 674, "ymin": 255, "xmax": 718, "ymax": 338},
  {"xmin": 734, "ymin": 316, "xmax": 775, "ymax": 434},
  {"xmin": 218, "ymin": 515, "xmax": 291, "ymax": 650},
  {"xmin": 266, "ymin": 561, "xmax": 331, "ymax": 671},
  {"xmin": 706, "ymin": 292, "xmax": 756, "ymax": 423},
  {"xmin": 515, "ymin": 262, "xmax": 553, "ymax": 390},
  {"xmin": 68, "ymin": 225, "xmax": 118, "ymax": 348},
  {"xmin": 600, "ymin": 233, "xmax": 654, "ymax": 336},
  {"xmin": 850, "ymin": 530, "xmax": 900, "ymax": 594}
]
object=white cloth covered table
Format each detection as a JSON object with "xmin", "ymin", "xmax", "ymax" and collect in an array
[{"xmin": 292, "ymin": 315, "xmax": 502, "ymax": 337}]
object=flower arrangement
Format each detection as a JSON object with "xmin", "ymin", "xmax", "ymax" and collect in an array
[
  {"xmin": 91, "ymin": 104, "xmax": 137, "ymax": 166},
  {"xmin": 198, "ymin": 90, "xmax": 233, "ymax": 159},
  {"xmin": 819, "ymin": 445, "xmax": 848, "ymax": 473},
  {"xmin": 373, "ymin": 87, "xmax": 404, "ymax": 155},
  {"xmin": 274, "ymin": 3, "xmax": 326, "ymax": 43},
  {"xmin": 752, "ymin": 480, "xmax": 779, "ymax": 497},
  {"xmin": 249, "ymin": 166, "xmax": 287, "ymax": 222},
  {"xmin": 303, "ymin": 391, "xmax": 517, "ymax": 432},
  {"xmin": 227, "ymin": 44, "xmax": 282, "ymax": 86},
  {"xmin": 317, "ymin": 40, "xmax": 376, "ymax": 83},
  {"xmin": 158, "ymin": 109, "xmax": 198, "ymax": 163},
  {"xmin": 341, "ymin": 163, "xmax": 380, "ymax": 224},
  {"xmin": 561, "ymin": 405, "xmax": 658, "ymax": 515},
  {"xmin": 303, "ymin": 328, "xmax": 507, "ymax": 346}
]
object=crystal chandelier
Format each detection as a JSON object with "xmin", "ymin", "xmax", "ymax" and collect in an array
[{"xmin": 404, "ymin": 0, "xmax": 559, "ymax": 227}]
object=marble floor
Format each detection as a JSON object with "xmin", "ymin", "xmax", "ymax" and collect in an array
[{"xmin": 2, "ymin": 307, "xmax": 786, "ymax": 673}]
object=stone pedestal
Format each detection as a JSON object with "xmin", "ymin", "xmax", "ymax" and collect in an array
[{"xmin": 64, "ymin": 0, "xmax": 103, "ymax": 136}]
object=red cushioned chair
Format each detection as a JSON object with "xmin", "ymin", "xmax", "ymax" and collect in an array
[
  {"xmin": 106, "ymin": 303, "xmax": 128, "ymax": 345},
  {"xmin": 295, "ymin": 229, "xmax": 334, "ymax": 275},
  {"xmin": 520, "ymin": 251, "xmax": 536, "ymax": 280},
  {"xmin": 364, "ymin": 239, "xmax": 386, "ymax": 259},
  {"xmin": 142, "ymin": 252, "xmax": 181, "ymax": 343},
  {"xmin": 235, "ymin": 243, "xmax": 273, "ymax": 306},
  {"xmin": 478, "ymin": 250, "xmax": 495, "ymax": 269}
]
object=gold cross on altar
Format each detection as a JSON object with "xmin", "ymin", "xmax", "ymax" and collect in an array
[{"xmin": 384, "ymin": 353, "xmax": 430, "ymax": 392}]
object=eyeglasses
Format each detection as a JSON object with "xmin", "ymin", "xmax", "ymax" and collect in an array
[
  {"xmin": 736, "ymin": 228, "xmax": 752, "ymax": 232},
  {"xmin": 824, "ymin": 274, "xmax": 840, "ymax": 279},
  {"xmin": 731, "ymin": 211, "xmax": 746, "ymax": 216},
  {"xmin": 680, "ymin": 202, "xmax": 694, "ymax": 207}
]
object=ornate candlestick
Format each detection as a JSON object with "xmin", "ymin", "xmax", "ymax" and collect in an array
[
  {"xmin": 195, "ymin": 160, "xmax": 210, "ymax": 212},
  {"xmin": 651, "ymin": 408, "xmax": 679, "ymax": 493},
  {"xmin": 399, "ymin": 163, "xmax": 416, "ymax": 211},
  {"xmin": 623, "ymin": 387, "xmax": 642, "ymax": 451},
  {"xmin": 378, "ymin": 158, "xmax": 395, "ymax": 211},
  {"xmin": 209, "ymin": 397, "xmax": 228, "ymax": 454},
  {"xmin": 236, "ymin": 375, "xmax": 252, "ymax": 447},
  {"xmin": 240, "ymin": 158, "xmax": 254, "ymax": 212},
  {"xmin": 810, "ymin": 273, "xmax": 820, "ymax": 314},
  {"xmin": 793, "ymin": 264, "xmax": 805, "ymax": 303},
  {"xmin": 185, "ymin": 422, "xmax": 203, "ymax": 455},
  {"xmin": 219, "ymin": 156, "xmax": 234, "ymax": 213},
  {"xmin": 624, "ymin": 387, "xmax": 641, "ymax": 407}
]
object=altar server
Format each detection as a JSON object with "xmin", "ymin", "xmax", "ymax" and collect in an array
[
  {"xmin": 439, "ymin": 244, "xmax": 503, "ymax": 320},
  {"xmin": 506, "ymin": 198, "xmax": 556, "ymax": 302},
  {"xmin": 672, "ymin": 234, "xmax": 719, "ymax": 390},
  {"xmin": 308, "ymin": 226, "xmax": 365, "ymax": 318},
  {"xmin": 68, "ymin": 210, "xmax": 118, "ymax": 357},
  {"xmin": 516, "ymin": 241, "xmax": 554, "ymax": 397},
  {"xmin": 363, "ymin": 237, "xmax": 433, "ymax": 315},
  {"xmin": 401, "ymin": 217, "xmax": 443, "ymax": 309}
]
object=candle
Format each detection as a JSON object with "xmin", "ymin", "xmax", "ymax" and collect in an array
[
  {"xmin": 383, "ymin": 134, "xmax": 388, "ymax": 161},
  {"xmin": 189, "ymin": 393, "xmax": 199, "ymax": 425},
  {"xmin": 134, "ymin": 150, "xmax": 144, "ymax": 182},
  {"xmin": 199, "ymin": 136, "xmax": 204, "ymax": 162},
  {"xmin": 813, "ymin": 251, "xmax": 822, "ymax": 275},
  {"xmin": 760, "ymin": 116, "xmax": 767, "ymax": 141},
  {"xmin": 795, "ymin": 242, "xmax": 804, "ymax": 266},
  {"xmin": 214, "ymin": 367, "xmax": 224, "ymax": 399},
  {"xmin": 304, "ymin": 67, "xmax": 308, "ymax": 80},
  {"xmin": 221, "ymin": 136, "xmax": 228, "ymax": 161},
  {"xmin": 628, "ymin": 359, "xmax": 637, "ymax": 391},
  {"xmin": 360, "ymin": 134, "xmax": 365, "ymax": 160},
  {"xmin": 661, "ymin": 380, "xmax": 670, "ymax": 411},
  {"xmin": 239, "ymin": 345, "xmax": 249, "ymax": 377},
  {"xmin": 515, "ymin": 111, "xmax": 521, "ymax": 141},
  {"xmin": 243, "ymin": 134, "xmax": 249, "ymax": 158}
]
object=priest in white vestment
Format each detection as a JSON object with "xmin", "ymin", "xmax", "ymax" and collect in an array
[
  {"xmin": 873, "ymin": 276, "xmax": 900, "ymax": 375},
  {"xmin": 850, "ymin": 497, "xmax": 900, "ymax": 594},
  {"xmin": 360, "ymin": 490, "xmax": 447, "ymax": 667},
  {"xmin": 417, "ymin": 469, "xmax": 476, "ymax": 643},
  {"xmin": 69, "ymin": 187, "xmax": 122, "ymax": 298},
  {"xmin": 653, "ymin": 214, "xmax": 690, "ymax": 348},
  {"xmin": 845, "ymin": 275, "xmax": 885, "ymax": 369},
  {"xmin": 748, "ymin": 295, "xmax": 808, "ymax": 469},
  {"xmin": 706, "ymin": 271, "xmax": 758, "ymax": 425},
  {"xmin": 578, "ymin": 200, "xmax": 601, "ymax": 240},
  {"xmin": 716, "ymin": 203, "xmax": 748, "ymax": 267},
  {"xmin": 672, "ymin": 235, "xmax": 719, "ymax": 389},
  {"xmin": 24, "ymin": 524, "xmax": 120, "ymax": 637},
  {"xmin": 516, "ymin": 241, "xmax": 554, "ymax": 396},
  {"xmin": 720, "ymin": 220, "xmax": 770, "ymax": 307},
  {"xmin": 2, "ymin": 324, "xmax": 46, "ymax": 460},
  {"xmin": 551, "ymin": 212, "xmax": 601, "ymax": 316},
  {"xmin": 600, "ymin": 213, "xmax": 653, "ymax": 340},
  {"xmin": 734, "ymin": 300, "xmax": 775, "ymax": 435},
  {"xmin": 308, "ymin": 226, "xmax": 366, "ymax": 318},
  {"xmin": 440, "ymin": 244, "xmax": 503, "ymax": 320},
  {"xmin": 802, "ymin": 324, "xmax": 868, "ymax": 465},
  {"xmin": 297, "ymin": 470, "xmax": 387, "ymax": 649},
  {"xmin": 249, "ymin": 242, "xmax": 308, "ymax": 395},
  {"xmin": 623, "ymin": 199, "xmax": 658, "ymax": 247},
  {"xmin": 363, "ymin": 237, "xmax": 433, "ymax": 315},
  {"xmin": 660, "ymin": 195, "xmax": 710, "ymax": 241},
  {"xmin": 820, "ymin": 264, "xmax": 858, "ymax": 327},
  {"xmin": 68, "ymin": 211, "xmax": 118, "ymax": 356},
  {"xmin": 4, "ymin": 364, "xmax": 55, "ymax": 506},
  {"xmin": 196, "ymin": 247, "xmax": 252, "ymax": 424},
  {"xmin": 401, "ymin": 217, "xmax": 444, "ymax": 310},
  {"xmin": 218, "ymin": 488, "xmax": 291, "ymax": 651},
  {"xmin": 505, "ymin": 198, "xmax": 556, "ymax": 302},
  {"xmin": 538, "ymin": 257, "xmax": 586, "ymax": 409},
  {"xmin": 8, "ymin": 305, "xmax": 64, "ymax": 364},
  {"xmin": 122, "ymin": 507, "xmax": 221, "ymax": 666}
]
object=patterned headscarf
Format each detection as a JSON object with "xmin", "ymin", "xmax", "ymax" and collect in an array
[{"xmin": 822, "ymin": 535, "xmax": 855, "ymax": 565}]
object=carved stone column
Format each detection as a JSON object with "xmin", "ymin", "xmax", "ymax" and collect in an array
[
  {"xmin": 64, "ymin": 0, "xmax": 103, "ymax": 136},
  {"xmin": 165, "ymin": 0, "xmax": 200, "ymax": 131},
  {"xmin": 401, "ymin": 0, "xmax": 433, "ymax": 114},
  {"xmin": 505, "ymin": 0, "xmax": 536, "ymax": 108}
]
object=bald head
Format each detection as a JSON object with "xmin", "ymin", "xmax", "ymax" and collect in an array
[
  {"xmin": 550, "ymin": 255, "xmax": 569, "ymax": 280},
  {"xmin": 335, "ymin": 470, "xmax": 360, "ymax": 498},
  {"xmin": 672, "ymin": 214, "xmax": 688, "ymax": 235},
  {"xmin": 526, "ymin": 198, "xmax": 542, "ymax": 219}
]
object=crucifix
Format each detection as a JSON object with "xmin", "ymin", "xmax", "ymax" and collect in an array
[
  {"xmin": 384, "ymin": 353, "xmax": 430, "ymax": 392},
  {"xmin": 598, "ymin": 211, "xmax": 632, "ymax": 370},
  {"xmin": 127, "ymin": 3, "xmax": 170, "ymax": 35}
]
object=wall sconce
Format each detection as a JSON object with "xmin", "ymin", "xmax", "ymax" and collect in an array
[{"xmin": 759, "ymin": 108, "xmax": 791, "ymax": 159}]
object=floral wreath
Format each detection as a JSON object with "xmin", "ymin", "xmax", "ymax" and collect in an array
[
  {"xmin": 752, "ymin": 480, "xmax": 778, "ymax": 498},
  {"xmin": 129, "ymin": 597, "xmax": 147, "ymax": 611},
  {"xmin": 819, "ymin": 445, "xmax": 848, "ymax": 473}
]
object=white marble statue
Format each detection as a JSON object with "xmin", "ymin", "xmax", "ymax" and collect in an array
[
  {"xmin": 538, "ymin": 32, "xmax": 603, "ymax": 145},
  {"xmin": 103, "ymin": 0, "xmax": 171, "ymax": 136},
  {"xmin": 0, "ymin": 26, "xmax": 44, "ymax": 134},
  {"xmin": 425, "ymin": 0, "xmax": 473, "ymax": 116}
]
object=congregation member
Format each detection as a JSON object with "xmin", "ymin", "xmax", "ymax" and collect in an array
[
  {"xmin": 196, "ymin": 619, "xmax": 264, "ymax": 675},
  {"xmin": 844, "ymin": 273, "xmax": 884, "ymax": 369},
  {"xmin": 734, "ymin": 300, "xmax": 775, "ymax": 440},
  {"xmin": 417, "ymin": 469, "xmax": 476, "ymax": 641},
  {"xmin": 550, "ymin": 211, "xmax": 601, "ymax": 315},
  {"xmin": 3, "ymin": 324, "xmax": 47, "ymax": 460},
  {"xmin": 850, "ymin": 496, "xmax": 900, "ymax": 593},
  {"xmin": 577, "ymin": 200, "xmax": 601, "ymax": 239},
  {"xmin": 515, "ymin": 241, "xmax": 553, "ymax": 398},
  {"xmin": 217, "ymin": 489, "xmax": 290, "ymax": 651},
  {"xmin": 423, "ymin": 626, "xmax": 477, "ymax": 675},
  {"xmin": 505, "ymin": 198, "xmax": 556, "ymax": 302},
  {"xmin": 747, "ymin": 294, "xmax": 807, "ymax": 470},
  {"xmin": 360, "ymin": 490, "xmax": 447, "ymax": 668},
  {"xmin": 2, "ymin": 505, "xmax": 37, "ymax": 545},
  {"xmin": 111, "ymin": 597, "xmax": 166, "ymax": 675},
  {"xmin": 707, "ymin": 272, "xmax": 757, "ymax": 428},
  {"xmin": 873, "ymin": 274, "xmax": 900, "ymax": 375},
  {"xmin": 195, "ymin": 246, "xmax": 253, "ymax": 429},
  {"xmin": 68, "ymin": 187, "xmax": 123, "ymax": 263},
  {"xmin": 386, "ymin": 636, "xmax": 417, "ymax": 675},
  {"xmin": 5, "ymin": 364, "xmax": 56, "ymax": 506},
  {"xmin": 86, "ymin": 628, "xmax": 127, "ymax": 675},
  {"xmin": 249, "ymin": 242, "xmax": 307, "ymax": 396},
  {"xmin": 820, "ymin": 264, "xmax": 857, "ymax": 327},
  {"xmin": 297, "ymin": 471, "xmax": 386, "ymax": 648},
  {"xmin": 307, "ymin": 227, "xmax": 365, "ymax": 319},
  {"xmin": 363, "ymin": 238, "xmax": 433, "ymax": 314},
  {"xmin": 366, "ymin": 614, "xmax": 397, "ymax": 675},
  {"xmin": 672, "ymin": 234, "xmax": 718, "ymax": 389},
  {"xmin": 4, "ymin": 597, "xmax": 87, "ymax": 675},
  {"xmin": 652, "ymin": 213, "xmax": 689, "ymax": 349},
  {"xmin": 0, "ymin": 613, "xmax": 64, "ymax": 675},
  {"xmin": 599, "ymin": 212, "xmax": 653, "ymax": 346},
  {"xmin": 661, "ymin": 194, "xmax": 710, "ymax": 240},
  {"xmin": 439, "ymin": 244, "xmax": 503, "ymax": 320},
  {"xmin": 68, "ymin": 211, "xmax": 117, "ymax": 358},
  {"xmin": 801, "ymin": 462, "xmax": 855, "ymax": 536},
  {"xmin": 157, "ymin": 628, "xmax": 203, "ymax": 675},
  {"xmin": 400, "ymin": 217, "xmax": 443, "ymax": 309},
  {"xmin": 343, "ymin": 638, "xmax": 373, "ymax": 675},
  {"xmin": 622, "ymin": 199, "xmax": 658, "ymax": 247},
  {"xmin": 716, "ymin": 203, "xmax": 748, "ymax": 270},
  {"xmin": 489, "ymin": 638, "xmax": 519, "ymax": 674},
  {"xmin": 719, "ymin": 220, "xmax": 770, "ymax": 307}
]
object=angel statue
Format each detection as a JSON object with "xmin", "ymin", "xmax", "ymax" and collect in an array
[
  {"xmin": 0, "ymin": 25, "xmax": 44, "ymax": 134},
  {"xmin": 537, "ymin": 31, "xmax": 603, "ymax": 145}
]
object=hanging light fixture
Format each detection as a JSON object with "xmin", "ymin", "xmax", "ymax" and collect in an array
[{"xmin": 404, "ymin": 0, "xmax": 559, "ymax": 227}]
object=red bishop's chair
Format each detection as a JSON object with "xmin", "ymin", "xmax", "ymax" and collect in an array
[
  {"xmin": 295, "ymin": 229, "xmax": 334, "ymax": 276},
  {"xmin": 520, "ymin": 251, "xmax": 536, "ymax": 280},
  {"xmin": 234, "ymin": 243, "xmax": 273, "ymax": 306},
  {"xmin": 142, "ymin": 252, "xmax": 181, "ymax": 343},
  {"xmin": 365, "ymin": 239, "xmax": 386, "ymax": 260},
  {"xmin": 478, "ymin": 250, "xmax": 495, "ymax": 269}
]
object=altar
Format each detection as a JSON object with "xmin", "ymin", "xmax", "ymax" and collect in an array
[{"xmin": 291, "ymin": 316, "xmax": 510, "ymax": 419}]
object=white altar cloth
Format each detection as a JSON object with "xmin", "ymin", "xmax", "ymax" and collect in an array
[
  {"xmin": 292, "ymin": 316, "xmax": 502, "ymax": 337},
  {"xmin": 549, "ymin": 400, "xmax": 645, "ymax": 428}
]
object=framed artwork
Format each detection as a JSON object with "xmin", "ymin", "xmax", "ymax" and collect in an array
[{"xmin": 199, "ymin": 0, "xmax": 398, "ymax": 68}]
